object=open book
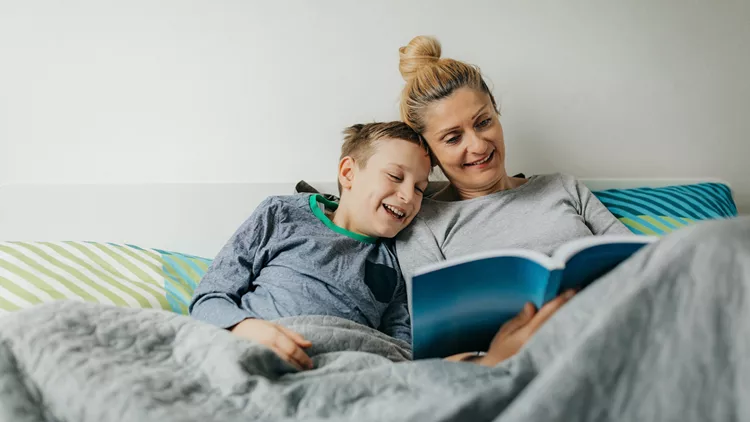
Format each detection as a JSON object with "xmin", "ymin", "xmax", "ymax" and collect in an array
[{"xmin": 410, "ymin": 235, "xmax": 657, "ymax": 360}]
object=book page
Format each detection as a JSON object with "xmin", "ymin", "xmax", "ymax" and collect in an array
[
  {"xmin": 556, "ymin": 238, "xmax": 657, "ymax": 293},
  {"xmin": 413, "ymin": 248, "xmax": 557, "ymax": 278},
  {"xmin": 552, "ymin": 235, "xmax": 657, "ymax": 265}
]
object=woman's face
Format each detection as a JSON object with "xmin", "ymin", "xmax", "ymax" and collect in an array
[{"xmin": 421, "ymin": 87, "xmax": 507, "ymax": 193}]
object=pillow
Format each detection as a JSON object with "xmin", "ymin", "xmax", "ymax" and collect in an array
[
  {"xmin": 0, "ymin": 241, "xmax": 211, "ymax": 316},
  {"xmin": 295, "ymin": 179, "xmax": 734, "ymax": 235},
  {"xmin": 592, "ymin": 183, "xmax": 737, "ymax": 235}
]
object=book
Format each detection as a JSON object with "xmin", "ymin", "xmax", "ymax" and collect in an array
[{"xmin": 409, "ymin": 235, "xmax": 658, "ymax": 360}]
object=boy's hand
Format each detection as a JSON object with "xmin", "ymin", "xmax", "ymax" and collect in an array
[
  {"xmin": 477, "ymin": 289, "xmax": 576, "ymax": 367},
  {"xmin": 230, "ymin": 319, "xmax": 314, "ymax": 370}
]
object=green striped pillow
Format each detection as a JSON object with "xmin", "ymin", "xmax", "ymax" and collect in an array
[
  {"xmin": 0, "ymin": 241, "xmax": 211, "ymax": 315},
  {"xmin": 593, "ymin": 183, "xmax": 737, "ymax": 235}
]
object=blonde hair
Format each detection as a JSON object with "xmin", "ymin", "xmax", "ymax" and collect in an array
[
  {"xmin": 338, "ymin": 121, "xmax": 431, "ymax": 193},
  {"xmin": 399, "ymin": 35, "xmax": 498, "ymax": 134}
]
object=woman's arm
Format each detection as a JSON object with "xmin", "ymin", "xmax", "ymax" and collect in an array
[
  {"xmin": 575, "ymin": 180, "xmax": 632, "ymax": 235},
  {"xmin": 446, "ymin": 291, "xmax": 576, "ymax": 366}
]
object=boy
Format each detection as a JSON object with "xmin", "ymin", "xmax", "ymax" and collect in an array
[{"xmin": 189, "ymin": 121, "xmax": 432, "ymax": 370}]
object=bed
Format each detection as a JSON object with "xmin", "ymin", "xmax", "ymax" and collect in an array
[
  {"xmin": 0, "ymin": 178, "xmax": 735, "ymax": 258},
  {"xmin": 0, "ymin": 178, "xmax": 743, "ymax": 422},
  {"xmin": 0, "ymin": 178, "xmax": 736, "ymax": 315}
]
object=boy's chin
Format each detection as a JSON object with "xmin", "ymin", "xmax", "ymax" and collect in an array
[
  {"xmin": 373, "ymin": 230, "xmax": 397, "ymax": 239},
  {"xmin": 369, "ymin": 214, "xmax": 410, "ymax": 239},
  {"xmin": 371, "ymin": 225, "xmax": 400, "ymax": 239}
]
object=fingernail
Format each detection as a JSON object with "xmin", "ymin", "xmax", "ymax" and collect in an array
[{"xmin": 564, "ymin": 290, "xmax": 575, "ymax": 299}]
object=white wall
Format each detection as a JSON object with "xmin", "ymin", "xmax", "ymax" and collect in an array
[{"xmin": 1, "ymin": 1, "xmax": 749, "ymax": 211}]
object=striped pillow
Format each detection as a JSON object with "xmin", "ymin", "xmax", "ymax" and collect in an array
[
  {"xmin": 593, "ymin": 183, "xmax": 737, "ymax": 235},
  {"xmin": 0, "ymin": 241, "xmax": 211, "ymax": 316}
]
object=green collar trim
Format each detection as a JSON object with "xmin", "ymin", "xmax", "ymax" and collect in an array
[{"xmin": 309, "ymin": 194, "xmax": 377, "ymax": 244}]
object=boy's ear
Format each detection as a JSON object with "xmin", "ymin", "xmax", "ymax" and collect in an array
[{"xmin": 338, "ymin": 156, "xmax": 356, "ymax": 191}]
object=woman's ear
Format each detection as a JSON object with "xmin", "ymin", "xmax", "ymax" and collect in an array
[{"xmin": 338, "ymin": 156, "xmax": 356, "ymax": 191}]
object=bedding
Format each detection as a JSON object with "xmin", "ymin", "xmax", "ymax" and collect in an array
[
  {"xmin": 0, "ymin": 217, "xmax": 748, "ymax": 421},
  {"xmin": 592, "ymin": 182, "xmax": 737, "ymax": 235},
  {"xmin": 0, "ymin": 241, "xmax": 208, "ymax": 315}
]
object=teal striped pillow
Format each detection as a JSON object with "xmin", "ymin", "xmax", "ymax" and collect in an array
[
  {"xmin": 153, "ymin": 247, "xmax": 212, "ymax": 314},
  {"xmin": 593, "ymin": 183, "xmax": 737, "ymax": 235},
  {"xmin": 0, "ymin": 241, "xmax": 211, "ymax": 316}
]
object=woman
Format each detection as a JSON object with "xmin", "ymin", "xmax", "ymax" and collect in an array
[
  {"xmin": 396, "ymin": 35, "xmax": 631, "ymax": 275},
  {"xmin": 393, "ymin": 36, "xmax": 750, "ymax": 417},
  {"xmin": 395, "ymin": 35, "xmax": 636, "ymax": 365}
]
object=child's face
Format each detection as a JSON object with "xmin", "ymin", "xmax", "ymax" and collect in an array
[{"xmin": 342, "ymin": 138, "xmax": 431, "ymax": 238}]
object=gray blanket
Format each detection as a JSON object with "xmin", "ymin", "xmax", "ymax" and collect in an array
[{"xmin": 1, "ymin": 217, "xmax": 749, "ymax": 422}]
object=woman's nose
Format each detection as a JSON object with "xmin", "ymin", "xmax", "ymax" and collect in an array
[{"xmin": 465, "ymin": 131, "xmax": 489, "ymax": 155}]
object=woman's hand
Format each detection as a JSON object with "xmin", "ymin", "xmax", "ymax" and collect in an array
[
  {"xmin": 230, "ymin": 319, "xmax": 314, "ymax": 370},
  {"xmin": 476, "ymin": 289, "xmax": 576, "ymax": 367}
]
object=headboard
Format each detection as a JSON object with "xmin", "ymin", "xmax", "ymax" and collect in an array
[{"xmin": 0, "ymin": 178, "xmax": 730, "ymax": 258}]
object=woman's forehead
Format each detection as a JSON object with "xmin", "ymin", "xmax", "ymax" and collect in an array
[{"xmin": 425, "ymin": 88, "xmax": 493, "ymax": 134}]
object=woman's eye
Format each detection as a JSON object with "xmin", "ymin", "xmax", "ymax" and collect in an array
[
  {"xmin": 446, "ymin": 135, "xmax": 460, "ymax": 145},
  {"xmin": 476, "ymin": 118, "xmax": 491, "ymax": 128}
]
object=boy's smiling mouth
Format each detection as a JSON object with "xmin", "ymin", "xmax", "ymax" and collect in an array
[{"xmin": 382, "ymin": 203, "xmax": 406, "ymax": 220}]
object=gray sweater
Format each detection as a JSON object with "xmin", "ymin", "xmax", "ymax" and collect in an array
[
  {"xmin": 189, "ymin": 194, "xmax": 411, "ymax": 343},
  {"xmin": 395, "ymin": 173, "xmax": 631, "ymax": 281}
]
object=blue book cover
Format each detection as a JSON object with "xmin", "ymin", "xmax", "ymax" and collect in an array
[{"xmin": 409, "ymin": 235, "xmax": 657, "ymax": 360}]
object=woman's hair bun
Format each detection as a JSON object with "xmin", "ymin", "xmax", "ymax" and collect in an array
[{"xmin": 398, "ymin": 35, "xmax": 442, "ymax": 81}]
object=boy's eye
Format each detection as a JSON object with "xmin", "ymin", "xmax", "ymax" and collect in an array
[
  {"xmin": 388, "ymin": 174, "xmax": 402, "ymax": 182},
  {"xmin": 476, "ymin": 118, "xmax": 492, "ymax": 129},
  {"xmin": 415, "ymin": 186, "xmax": 425, "ymax": 195}
]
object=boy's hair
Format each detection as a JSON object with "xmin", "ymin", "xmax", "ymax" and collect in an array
[{"xmin": 339, "ymin": 121, "xmax": 433, "ymax": 193}]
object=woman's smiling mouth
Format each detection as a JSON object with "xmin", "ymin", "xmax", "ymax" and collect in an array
[{"xmin": 464, "ymin": 150, "xmax": 495, "ymax": 167}]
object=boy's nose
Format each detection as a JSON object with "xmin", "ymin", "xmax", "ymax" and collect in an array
[{"xmin": 398, "ymin": 188, "xmax": 414, "ymax": 204}]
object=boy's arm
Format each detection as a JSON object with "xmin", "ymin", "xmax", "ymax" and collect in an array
[
  {"xmin": 379, "ymin": 281, "xmax": 412, "ymax": 345},
  {"xmin": 189, "ymin": 198, "xmax": 277, "ymax": 329}
]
